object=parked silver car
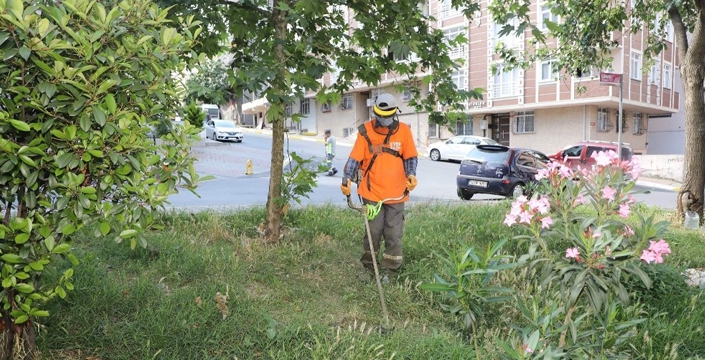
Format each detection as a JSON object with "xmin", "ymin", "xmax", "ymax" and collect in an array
[
  {"xmin": 205, "ymin": 119, "xmax": 243, "ymax": 142},
  {"xmin": 427, "ymin": 135, "xmax": 498, "ymax": 161}
]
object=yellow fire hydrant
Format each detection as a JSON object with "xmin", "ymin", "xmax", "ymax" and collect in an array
[{"xmin": 245, "ymin": 159, "xmax": 253, "ymax": 175}]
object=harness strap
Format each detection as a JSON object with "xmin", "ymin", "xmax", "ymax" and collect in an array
[{"xmin": 358, "ymin": 123, "xmax": 401, "ymax": 191}]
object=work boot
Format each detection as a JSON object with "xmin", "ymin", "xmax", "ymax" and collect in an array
[
  {"xmin": 381, "ymin": 269, "xmax": 398, "ymax": 284},
  {"xmin": 332, "ymin": 168, "xmax": 338, "ymax": 175},
  {"xmin": 325, "ymin": 170, "xmax": 334, "ymax": 176}
]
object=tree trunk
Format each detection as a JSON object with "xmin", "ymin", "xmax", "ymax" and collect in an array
[
  {"xmin": 263, "ymin": 4, "xmax": 288, "ymax": 243},
  {"xmin": 1, "ymin": 314, "xmax": 37, "ymax": 360},
  {"xmin": 675, "ymin": 12, "xmax": 705, "ymax": 221}
]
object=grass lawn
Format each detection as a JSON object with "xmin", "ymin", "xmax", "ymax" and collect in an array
[{"xmin": 37, "ymin": 201, "xmax": 705, "ymax": 359}]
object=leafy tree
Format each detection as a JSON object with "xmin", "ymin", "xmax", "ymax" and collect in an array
[
  {"xmin": 487, "ymin": 0, "xmax": 705, "ymax": 219},
  {"xmin": 0, "ymin": 0, "xmax": 203, "ymax": 357},
  {"xmin": 159, "ymin": 0, "xmax": 484, "ymax": 243},
  {"xmin": 184, "ymin": 57, "xmax": 235, "ymax": 106},
  {"xmin": 183, "ymin": 102, "xmax": 206, "ymax": 132}
]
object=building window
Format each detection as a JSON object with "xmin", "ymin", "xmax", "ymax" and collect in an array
[
  {"xmin": 575, "ymin": 67, "xmax": 597, "ymax": 79},
  {"xmin": 428, "ymin": 123, "xmax": 439, "ymax": 138},
  {"xmin": 649, "ymin": 60, "xmax": 661, "ymax": 85},
  {"xmin": 443, "ymin": 26, "xmax": 467, "ymax": 59},
  {"xmin": 456, "ymin": 118, "xmax": 473, "ymax": 135},
  {"xmin": 402, "ymin": 87, "xmax": 412, "ymax": 101},
  {"xmin": 630, "ymin": 51, "xmax": 642, "ymax": 81},
  {"xmin": 596, "ymin": 107, "xmax": 613, "ymax": 132},
  {"xmin": 439, "ymin": 0, "xmax": 462, "ymax": 18},
  {"xmin": 285, "ymin": 102, "xmax": 293, "ymax": 116},
  {"xmin": 540, "ymin": 59, "xmax": 557, "ymax": 82},
  {"xmin": 539, "ymin": 5, "xmax": 559, "ymax": 30},
  {"xmin": 491, "ymin": 64, "xmax": 519, "ymax": 98},
  {"xmin": 492, "ymin": 17, "xmax": 522, "ymax": 49},
  {"xmin": 300, "ymin": 99, "xmax": 310, "ymax": 115},
  {"xmin": 633, "ymin": 112, "xmax": 646, "ymax": 135},
  {"xmin": 663, "ymin": 63, "xmax": 672, "ymax": 89},
  {"xmin": 513, "ymin": 111, "xmax": 534, "ymax": 134},
  {"xmin": 341, "ymin": 94, "xmax": 353, "ymax": 110},
  {"xmin": 322, "ymin": 100, "xmax": 332, "ymax": 113},
  {"xmin": 451, "ymin": 69, "xmax": 468, "ymax": 90}
]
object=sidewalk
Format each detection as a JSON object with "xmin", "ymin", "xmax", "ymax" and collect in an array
[{"xmin": 635, "ymin": 176, "xmax": 681, "ymax": 191}]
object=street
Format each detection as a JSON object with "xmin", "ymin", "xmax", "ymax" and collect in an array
[{"xmin": 166, "ymin": 132, "xmax": 679, "ymax": 210}]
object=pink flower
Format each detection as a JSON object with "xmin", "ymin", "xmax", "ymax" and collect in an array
[
  {"xmin": 618, "ymin": 203, "xmax": 631, "ymax": 218},
  {"xmin": 504, "ymin": 214, "xmax": 517, "ymax": 227},
  {"xmin": 575, "ymin": 194, "xmax": 588, "ymax": 205},
  {"xmin": 519, "ymin": 210, "xmax": 534, "ymax": 224},
  {"xmin": 510, "ymin": 202, "xmax": 523, "ymax": 216},
  {"xmin": 593, "ymin": 231, "xmax": 602, "ymax": 238},
  {"xmin": 641, "ymin": 250, "xmax": 663, "ymax": 264},
  {"xmin": 592, "ymin": 151, "xmax": 612, "ymax": 167},
  {"xmin": 565, "ymin": 247, "xmax": 580, "ymax": 259},
  {"xmin": 516, "ymin": 195, "xmax": 528, "ymax": 204},
  {"xmin": 541, "ymin": 216, "xmax": 553, "ymax": 229},
  {"xmin": 602, "ymin": 186, "xmax": 616, "ymax": 201},
  {"xmin": 624, "ymin": 225, "xmax": 634, "ymax": 236},
  {"xmin": 523, "ymin": 344, "xmax": 534, "ymax": 354},
  {"xmin": 535, "ymin": 168, "xmax": 549, "ymax": 181},
  {"xmin": 648, "ymin": 239, "xmax": 671, "ymax": 255},
  {"xmin": 537, "ymin": 196, "xmax": 550, "ymax": 214},
  {"xmin": 626, "ymin": 158, "xmax": 642, "ymax": 179},
  {"xmin": 559, "ymin": 165, "xmax": 573, "ymax": 179}
]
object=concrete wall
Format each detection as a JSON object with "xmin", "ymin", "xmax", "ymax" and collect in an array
[{"xmin": 635, "ymin": 154, "xmax": 683, "ymax": 182}]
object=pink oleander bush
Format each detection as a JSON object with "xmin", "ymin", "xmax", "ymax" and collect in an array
[{"xmin": 500, "ymin": 150, "xmax": 672, "ymax": 358}]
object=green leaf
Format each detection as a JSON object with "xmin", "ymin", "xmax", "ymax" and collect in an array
[
  {"xmin": 51, "ymin": 243, "xmax": 71, "ymax": 254},
  {"xmin": 14, "ymin": 315, "xmax": 28, "ymax": 325},
  {"xmin": 14, "ymin": 233, "xmax": 29, "ymax": 244},
  {"xmin": 18, "ymin": 46, "xmax": 30, "ymax": 60},
  {"xmin": 105, "ymin": 94, "xmax": 116, "ymax": 114},
  {"xmin": 43, "ymin": 236, "xmax": 55, "ymax": 251},
  {"xmin": 6, "ymin": 0, "xmax": 24, "ymax": 20},
  {"xmin": 1, "ymin": 254, "xmax": 23, "ymax": 264},
  {"xmin": 9, "ymin": 120, "xmax": 30, "ymax": 132},
  {"xmin": 31, "ymin": 310, "xmax": 49, "ymax": 317},
  {"xmin": 2, "ymin": 278, "xmax": 12, "ymax": 288},
  {"xmin": 61, "ymin": 224, "xmax": 76, "ymax": 235},
  {"xmin": 99, "ymin": 222, "xmax": 110, "ymax": 236},
  {"xmin": 92, "ymin": 107, "xmax": 106, "ymax": 126},
  {"xmin": 79, "ymin": 113, "xmax": 91, "ymax": 132},
  {"xmin": 120, "ymin": 229, "xmax": 137, "ymax": 239}
]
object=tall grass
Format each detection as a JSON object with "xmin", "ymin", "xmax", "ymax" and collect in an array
[{"xmin": 37, "ymin": 202, "xmax": 705, "ymax": 359}]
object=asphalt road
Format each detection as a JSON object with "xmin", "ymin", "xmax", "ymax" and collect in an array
[{"xmin": 166, "ymin": 133, "xmax": 678, "ymax": 210}]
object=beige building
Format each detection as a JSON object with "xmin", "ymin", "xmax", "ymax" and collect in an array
[{"xmin": 242, "ymin": 1, "xmax": 680, "ymax": 155}]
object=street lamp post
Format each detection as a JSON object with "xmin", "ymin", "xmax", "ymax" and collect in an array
[{"xmin": 600, "ymin": 72, "xmax": 624, "ymax": 160}]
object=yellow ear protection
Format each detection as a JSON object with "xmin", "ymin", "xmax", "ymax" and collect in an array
[{"xmin": 373, "ymin": 105, "xmax": 398, "ymax": 117}]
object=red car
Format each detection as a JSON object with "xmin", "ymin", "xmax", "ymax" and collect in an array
[{"xmin": 548, "ymin": 141, "xmax": 633, "ymax": 170}]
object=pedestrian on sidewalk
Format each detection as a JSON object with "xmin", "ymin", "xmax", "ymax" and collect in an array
[
  {"xmin": 324, "ymin": 129, "xmax": 338, "ymax": 176},
  {"xmin": 340, "ymin": 93, "xmax": 419, "ymax": 283}
]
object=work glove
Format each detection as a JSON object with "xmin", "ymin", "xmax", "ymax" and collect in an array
[
  {"xmin": 406, "ymin": 175, "xmax": 418, "ymax": 192},
  {"xmin": 341, "ymin": 178, "xmax": 351, "ymax": 196}
]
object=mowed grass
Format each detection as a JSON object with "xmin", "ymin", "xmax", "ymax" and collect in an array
[{"xmin": 36, "ymin": 201, "xmax": 705, "ymax": 359}]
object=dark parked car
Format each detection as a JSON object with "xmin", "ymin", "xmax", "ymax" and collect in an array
[{"xmin": 456, "ymin": 145, "xmax": 550, "ymax": 200}]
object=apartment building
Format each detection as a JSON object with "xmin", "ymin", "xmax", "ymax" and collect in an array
[{"xmin": 241, "ymin": 0, "xmax": 680, "ymax": 155}]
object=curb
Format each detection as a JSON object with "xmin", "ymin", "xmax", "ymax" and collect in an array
[{"xmin": 635, "ymin": 180, "xmax": 681, "ymax": 191}]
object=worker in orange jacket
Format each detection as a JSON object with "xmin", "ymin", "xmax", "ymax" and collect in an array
[{"xmin": 340, "ymin": 93, "xmax": 418, "ymax": 282}]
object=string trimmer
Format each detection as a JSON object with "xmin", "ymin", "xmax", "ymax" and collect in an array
[{"xmin": 346, "ymin": 192, "xmax": 407, "ymax": 333}]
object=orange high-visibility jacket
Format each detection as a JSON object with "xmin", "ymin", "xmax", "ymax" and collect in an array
[{"xmin": 348, "ymin": 120, "xmax": 418, "ymax": 203}]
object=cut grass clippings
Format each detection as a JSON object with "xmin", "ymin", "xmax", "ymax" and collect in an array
[{"xmin": 37, "ymin": 202, "xmax": 705, "ymax": 359}]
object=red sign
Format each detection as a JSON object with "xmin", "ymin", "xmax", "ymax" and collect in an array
[{"xmin": 599, "ymin": 72, "xmax": 622, "ymax": 86}]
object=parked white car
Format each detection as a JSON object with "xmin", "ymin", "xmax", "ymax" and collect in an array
[
  {"xmin": 427, "ymin": 135, "xmax": 498, "ymax": 161},
  {"xmin": 205, "ymin": 119, "xmax": 244, "ymax": 142}
]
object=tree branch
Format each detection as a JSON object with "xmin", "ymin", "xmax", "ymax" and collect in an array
[
  {"xmin": 217, "ymin": 0, "xmax": 272, "ymax": 19},
  {"xmin": 668, "ymin": 3, "xmax": 690, "ymax": 60}
]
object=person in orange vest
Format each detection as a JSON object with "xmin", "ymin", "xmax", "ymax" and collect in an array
[{"xmin": 340, "ymin": 93, "xmax": 418, "ymax": 283}]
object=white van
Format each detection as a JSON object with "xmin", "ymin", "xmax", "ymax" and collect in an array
[{"xmin": 200, "ymin": 104, "xmax": 220, "ymax": 121}]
